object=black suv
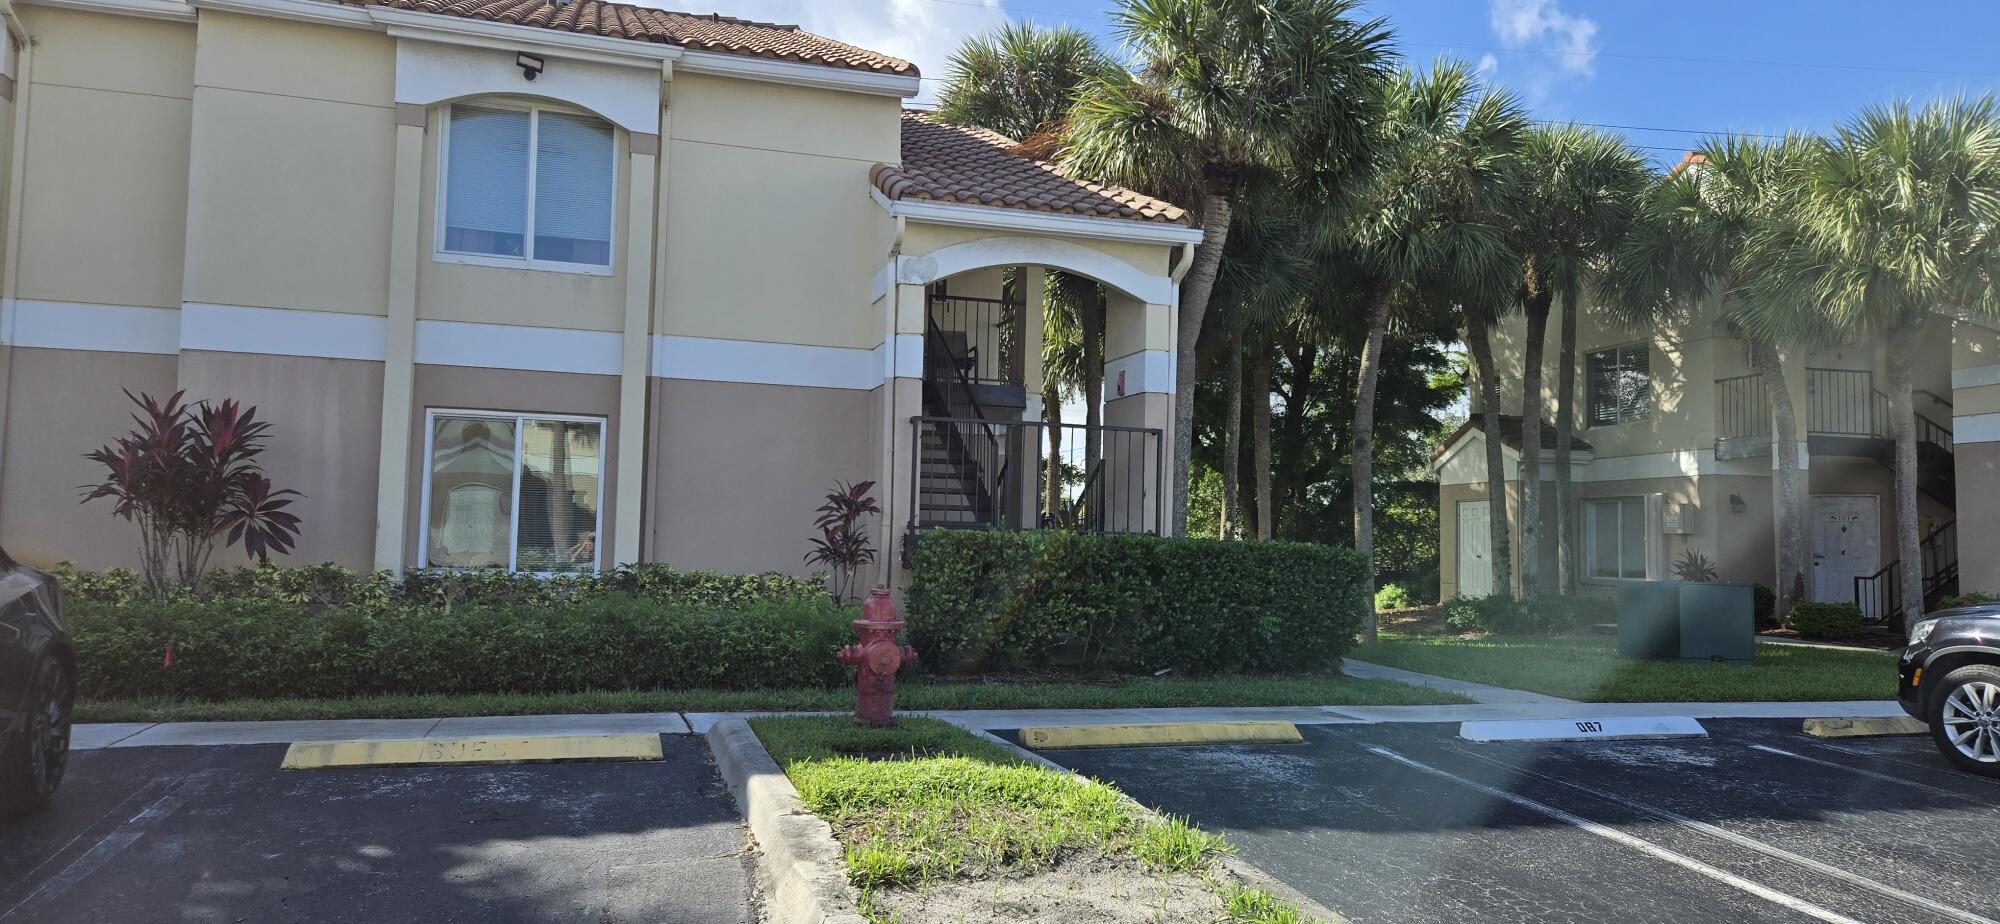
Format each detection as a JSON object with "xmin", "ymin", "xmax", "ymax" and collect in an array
[
  {"xmin": 1899, "ymin": 603, "xmax": 2000, "ymax": 777},
  {"xmin": 0, "ymin": 547, "xmax": 73, "ymax": 818}
]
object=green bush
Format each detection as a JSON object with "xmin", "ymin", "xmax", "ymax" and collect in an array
[
  {"xmin": 1753, "ymin": 584, "xmax": 1778, "ymax": 630},
  {"xmin": 904, "ymin": 530, "xmax": 1367, "ymax": 676},
  {"xmin": 1939, "ymin": 591, "xmax": 2000, "ymax": 609},
  {"xmin": 68, "ymin": 594, "xmax": 854, "ymax": 701},
  {"xmin": 1375, "ymin": 583, "xmax": 1415, "ymax": 610},
  {"xmin": 1441, "ymin": 593, "xmax": 1611, "ymax": 634},
  {"xmin": 1788, "ymin": 602, "xmax": 1862, "ymax": 640}
]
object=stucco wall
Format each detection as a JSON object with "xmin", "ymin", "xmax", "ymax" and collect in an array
[{"xmin": 1958, "ymin": 442, "xmax": 2000, "ymax": 595}]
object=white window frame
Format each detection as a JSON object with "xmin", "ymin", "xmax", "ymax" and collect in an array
[
  {"xmin": 1582, "ymin": 495, "xmax": 1649, "ymax": 582},
  {"xmin": 417, "ymin": 407, "xmax": 609, "ymax": 574},
  {"xmin": 1586, "ymin": 342, "xmax": 1652, "ymax": 428},
  {"xmin": 434, "ymin": 101, "xmax": 618, "ymax": 277}
]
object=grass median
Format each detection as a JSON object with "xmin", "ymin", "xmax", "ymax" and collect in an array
[
  {"xmin": 76, "ymin": 672, "xmax": 1469, "ymax": 724},
  {"xmin": 1351, "ymin": 633, "xmax": 1899, "ymax": 702},
  {"xmin": 751, "ymin": 715, "xmax": 1314, "ymax": 924}
]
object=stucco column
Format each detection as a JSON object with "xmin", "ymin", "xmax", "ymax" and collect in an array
[
  {"xmin": 1952, "ymin": 320, "xmax": 2000, "ymax": 593},
  {"xmin": 372, "ymin": 107, "xmax": 426, "ymax": 573},
  {"xmin": 614, "ymin": 135, "xmax": 659, "ymax": 567},
  {"xmin": 882, "ymin": 282, "xmax": 926, "ymax": 587},
  {"xmin": 1102, "ymin": 292, "xmax": 1174, "ymax": 534},
  {"xmin": 1012, "ymin": 267, "xmax": 1045, "ymax": 528},
  {"xmin": 0, "ymin": 37, "xmax": 30, "ymax": 523}
]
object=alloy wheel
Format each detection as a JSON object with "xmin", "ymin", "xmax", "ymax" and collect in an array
[
  {"xmin": 25, "ymin": 663, "xmax": 71, "ymax": 793},
  {"xmin": 1940, "ymin": 680, "xmax": 2000, "ymax": 764}
]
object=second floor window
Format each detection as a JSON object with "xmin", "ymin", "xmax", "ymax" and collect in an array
[
  {"xmin": 1586, "ymin": 344, "xmax": 1651, "ymax": 427},
  {"xmin": 441, "ymin": 104, "xmax": 614, "ymax": 271}
]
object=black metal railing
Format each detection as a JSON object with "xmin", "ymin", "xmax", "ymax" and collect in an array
[
  {"xmin": 910, "ymin": 416, "xmax": 1162, "ymax": 534},
  {"xmin": 1853, "ymin": 520, "xmax": 1958, "ymax": 624},
  {"xmin": 925, "ymin": 294, "xmax": 1020, "ymax": 386},
  {"xmin": 1804, "ymin": 367, "xmax": 1954, "ymax": 450},
  {"xmin": 1715, "ymin": 373, "xmax": 1769, "ymax": 441}
]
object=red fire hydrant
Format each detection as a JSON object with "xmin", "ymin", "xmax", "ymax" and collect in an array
[{"xmin": 838, "ymin": 587, "xmax": 917, "ymax": 727}]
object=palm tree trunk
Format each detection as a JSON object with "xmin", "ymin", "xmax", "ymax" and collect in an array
[
  {"xmin": 1221, "ymin": 345, "xmax": 1242, "ymax": 539},
  {"xmin": 1170, "ymin": 191, "xmax": 1234, "ymax": 535},
  {"xmin": 1518, "ymin": 276, "xmax": 1552, "ymax": 597},
  {"xmin": 1466, "ymin": 321, "xmax": 1512, "ymax": 597},
  {"xmin": 1887, "ymin": 321, "xmax": 1925, "ymax": 622},
  {"xmin": 1352, "ymin": 287, "xmax": 1393, "ymax": 642},
  {"xmin": 1083, "ymin": 287, "xmax": 1105, "ymax": 514},
  {"xmin": 1250, "ymin": 347, "xmax": 1275, "ymax": 541},
  {"xmin": 1749, "ymin": 338, "xmax": 1806, "ymax": 621},
  {"xmin": 1044, "ymin": 382, "xmax": 1064, "ymax": 522},
  {"xmin": 1554, "ymin": 285, "xmax": 1579, "ymax": 595}
]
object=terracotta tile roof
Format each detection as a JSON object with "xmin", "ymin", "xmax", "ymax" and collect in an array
[
  {"xmin": 1432, "ymin": 415, "xmax": 1594, "ymax": 462},
  {"xmin": 872, "ymin": 111, "xmax": 1192, "ymax": 225},
  {"xmin": 352, "ymin": 0, "xmax": 916, "ymax": 76}
]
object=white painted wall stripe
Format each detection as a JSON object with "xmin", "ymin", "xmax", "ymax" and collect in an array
[
  {"xmin": 878, "ymin": 333, "xmax": 923, "ymax": 381},
  {"xmin": 1104, "ymin": 349, "xmax": 1172, "ymax": 397},
  {"xmin": 2, "ymin": 300, "xmax": 179, "ymax": 355},
  {"xmin": 650, "ymin": 335, "xmax": 883, "ymax": 390},
  {"xmin": 1955, "ymin": 411, "xmax": 2000, "ymax": 444},
  {"xmin": 182, "ymin": 303, "xmax": 387, "ymax": 361},
  {"xmin": 415, "ymin": 318, "xmax": 622, "ymax": 375},
  {"xmin": 1951, "ymin": 363, "xmax": 2000, "ymax": 391}
]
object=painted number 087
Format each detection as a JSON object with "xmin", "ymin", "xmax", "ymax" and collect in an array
[{"xmin": 1574, "ymin": 721, "xmax": 1604, "ymax": 734}]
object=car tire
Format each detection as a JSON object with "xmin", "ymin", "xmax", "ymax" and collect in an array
[
  {"xmin": 1928, "ymin": 663, "xmax": 2000, "ymax": 778},
  {"xmin": 0, "ymin": 656, "xmax": 72, "ymax": 819}
]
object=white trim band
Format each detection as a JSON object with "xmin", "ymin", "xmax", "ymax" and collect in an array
[
  {"xmin": 1955, "ymin": 411, "xmax": 2000, "ymax": 444},
  {"xmin": 651, "ymin": 334, "xmax": 884, "ymax": 390},
  {"xmin": 677, "ymin": 49, "xmax": 919, "ymax": 99},
  {"xmin": 415, "ymin": 318, "xmax": 622, "ymax": 375},
  {"xmin": 2, "ymin": 300, "xmax": 180, "ymax": 355},
  {"xmin": 897, "ymin": 236, "xmax": 1178, "ymax": 306},
  {"xmin": 1104, "ymin": 349, "xmax": 1172, "ymax": 397},
  {"xmin": 1952, "ymin": 363, "xmax": 2000, "ymax": 391},
  {"xmin": 183, "ymin": 303, "xmax": 387, "ymax": 361}
]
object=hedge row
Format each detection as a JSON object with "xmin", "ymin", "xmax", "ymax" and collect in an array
[
  {"xmin": 69, "ymin": 595, "xmax": 854, "ymax": 700},
  {"xmin": 904, "ymin": 530, "xmax": 1368, "ymax": 676}
]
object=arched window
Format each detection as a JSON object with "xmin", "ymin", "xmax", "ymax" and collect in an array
[{"xmin": 438, "ymin": 102, "xmax": 615, "ymax": 273}]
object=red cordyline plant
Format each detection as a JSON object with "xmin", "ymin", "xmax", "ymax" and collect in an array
[
  {"xmin": 81, "ymin": 389, "xmax": 305, "ymax": 600},
  {"xmin": 805, "ymin": 480, "xmax": 879, "ymax": 604}
]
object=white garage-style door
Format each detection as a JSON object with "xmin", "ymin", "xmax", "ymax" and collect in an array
[
  {"xmin": 1810, "ymin": 494, "xmax": 1880, "ymax": 612},
  {"xmin": 1458, "ymin": 500, "xmax": 1493, "ymax": 599}
]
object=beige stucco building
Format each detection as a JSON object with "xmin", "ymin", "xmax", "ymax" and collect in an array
[
  {"xmin": 0, "ymin": 0, "xmax": 1200, "ymax": 585},
  {"xmin": 1435, "ymin": 257, "xmax": 1998, "ymax": 619}
]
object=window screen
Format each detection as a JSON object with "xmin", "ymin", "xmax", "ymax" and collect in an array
[{"xmin": 441, "ymin": 104, "xmax": 613, "ymax": 268}]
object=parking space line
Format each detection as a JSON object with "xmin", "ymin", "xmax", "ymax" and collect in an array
[
  {"xmin": 1745, "ymin": 744, "xmax": 1978, "ymax": 799},
  {"xmin": 0, "ymin": 769, "xmax": 221, "ymax": 922},
  {"xmin": 1787, "ymin": 738, "xmax": 2000, "ymax": 790},
  {"xmin": 1363, "ymin": 746, "xmax": 1867, "ymax": 924},
  {"xmin": 1448, "ymin": 746, "xmax": 1997, "ymax": 924}
]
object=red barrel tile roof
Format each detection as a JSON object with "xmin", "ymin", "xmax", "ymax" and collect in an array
[
  {"xmin": 350, "ymin": 0, "xmax": 917, "ymax": 76},
  {"xmin": 875, "ymin": 111, "xmax": 1190, "ymax": 225}
]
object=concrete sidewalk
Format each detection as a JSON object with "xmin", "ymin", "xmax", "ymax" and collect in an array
[
  {"xmin": 1341, "ymin": 657, "xmax": 1578, "ymax": 704},
  {"xmin": 73, "ymin": 700, "xmax": 1909, "ymax": 750}
]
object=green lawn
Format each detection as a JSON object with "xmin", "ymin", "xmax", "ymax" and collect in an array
[
  {"xmin": 750, "ymin": 716, "xmax": 1305, "ymax": 923},
  {"xmin": 76, "ymin": 672, "xmax": 1467, "ymax": 724},
  {"xmin": 1351, "ymin": 634, "xmax": 1899, "ymax": 702}
]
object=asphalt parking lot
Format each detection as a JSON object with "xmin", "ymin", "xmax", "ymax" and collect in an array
[
  {"xmin": 0, "ymin": 735, "xmax": 754, "ymax": 924},
  {"xmin": 1036, "ymin": 720, "xmax": 2000, "ymax": 924}
]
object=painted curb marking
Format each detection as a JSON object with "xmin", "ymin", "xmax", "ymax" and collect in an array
[
  {"xmin": 1019, "ymin": 721, "xmax": 1303, "ymax": 750},
  {"xmin": 280, "ymin": 734, "xmax": 663, "ymax": 769},
  {"xmin": 1802, "ymin": 716, "xmax": 1929, "ymax": 738},
  {"xmin": 1460, "ymin": 716, "xmax": 1707, "ymax": 743}
]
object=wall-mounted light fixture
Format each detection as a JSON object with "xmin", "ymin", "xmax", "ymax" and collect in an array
[
  {"xmin": 1729, "ymin": 493, "xmax": 1747, "ymax": 514},
  {"xmin": 517, "ymin": 52, "xmax": 545, "ymax": 81}
]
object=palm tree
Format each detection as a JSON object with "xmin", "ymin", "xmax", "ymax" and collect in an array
[
  {"xmin": 1335, "ymin": 60, "xmax": 1525, "ymax": 634},
  {"xmin": 1505, "ymin": 126, "xmax": 1652, "ymax": 596},
  {"xmin": 1744, "ymin": 97, "xmax": 2000, "ymax": 621},
  {"xmin": 1611, "ymin": 135, "xmax": 1819, "ymax": 619},
  {"xmin": 1061, "ymin": 0, "xmax": 1392, "ymax": 535},
  {"xmin": 933, "ymin": 23, "xmax": 1116, "ymax": 142}
]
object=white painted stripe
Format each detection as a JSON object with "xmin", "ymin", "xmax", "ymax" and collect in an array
[
  {"xmin": 1104, "ymin": 349, "xmax": 1172, "ymax": 397},
  {"xmin": 1954, "ymin": 411, "xmax": 2000, "ymax": 444},
  {"xmin": 650, "ymin": 334, "xmax": 881, "ymax": 390},
  {"xmin": 414, "ymin": 318, "xmax": 622, "ymax": 376},
  {"xmin": 1744, "ymin": 743, "xmax": 1978, "ymax": 799},
  {"xmin": 876, "ymin": 333, "xmax": 922, "ymax": 381},
  {"xmin": 1951, "ymin": 363, "xmax": 2000, "ymax": 391},
  {"xmin": 181, "ymin": 303, "xmax": 386, "ymax": 361},
  {"xmin": 1366, "ymin": 746, "xmax": 1867, "ymax": 924},
  {"xmin": 2, "ymin": 300, "xmax": 179, "ymax": 355},
  {"xmin": 1459, "ymin": 716, "xmax": 1706, "ymax": 742},
  {"xmin": 0, "ymin": 771, "xmax": 220, "ymax": 922},
  {"xmin": 1456, "ymin": 746, "xmax": 1998, "ymax": 924}
]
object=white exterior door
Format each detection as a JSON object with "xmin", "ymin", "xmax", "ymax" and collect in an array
[
  {"xmin": 1811, "ymin": 495, "xmax": 1880, "ymax": 610},
  {"xmin": 1458, "ymin": 501, "xmax": 1494, "ymax": 599}
]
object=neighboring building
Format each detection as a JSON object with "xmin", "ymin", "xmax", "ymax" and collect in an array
[
  {"xmin": 1433, "ymin": 227, "xmax": 1999, "ymax": 620},
  {"xmin": 0, "ymin": 0, "xmax": 1199, "ymax": 584}
]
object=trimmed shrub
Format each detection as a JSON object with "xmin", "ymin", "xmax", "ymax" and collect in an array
[
  {"xmin": 1788, "ymin": 602, "xmax": 1862, "ymax": 640},
  {"xmin": 904, "ymin": 530, "xmax": 1368, "ymax": 676},
  {"xmin": 68, "ymin": 594, "xmax": 854, "ymax": 701},
  {"xmin": 1375, "ymin": 583, "xmax": 1415, "ymax": 610},
  {"xmin": 1441, "ymin": 593, "xmax": 1611, "ymax": 635},
  {"xmin": 1753, "ymin": 584, "xmax": 1778, "ymax": 630},
  {"xmin": 1939, "ymin": 591, "xmax": 2000, "ymax": 609}
]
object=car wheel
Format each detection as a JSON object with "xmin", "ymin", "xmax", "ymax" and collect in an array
[
  {"xmin": 1928, "ymin": 663, "xmax": 2000, "ymax": 778},
  {"xmin": 0, "ymin": 656, "xmax": 72, "ymax": 819}
]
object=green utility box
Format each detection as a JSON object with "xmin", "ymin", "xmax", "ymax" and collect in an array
[{"xmin": 1617, "ymin": 580, "xmax": 1756, "ymax": 663}]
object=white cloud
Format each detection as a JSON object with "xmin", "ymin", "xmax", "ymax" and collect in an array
[
  {"xmin": 1476, "ymin": 53, "xmax": 1499, "ymax": 78},
  {"xmin": 656, "ymin": 0, "xmax": 1012, "ymax": 104},
  {"xmin": 1488, "ymin": 0, "xmax": 1598, "ymax": 77}
]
